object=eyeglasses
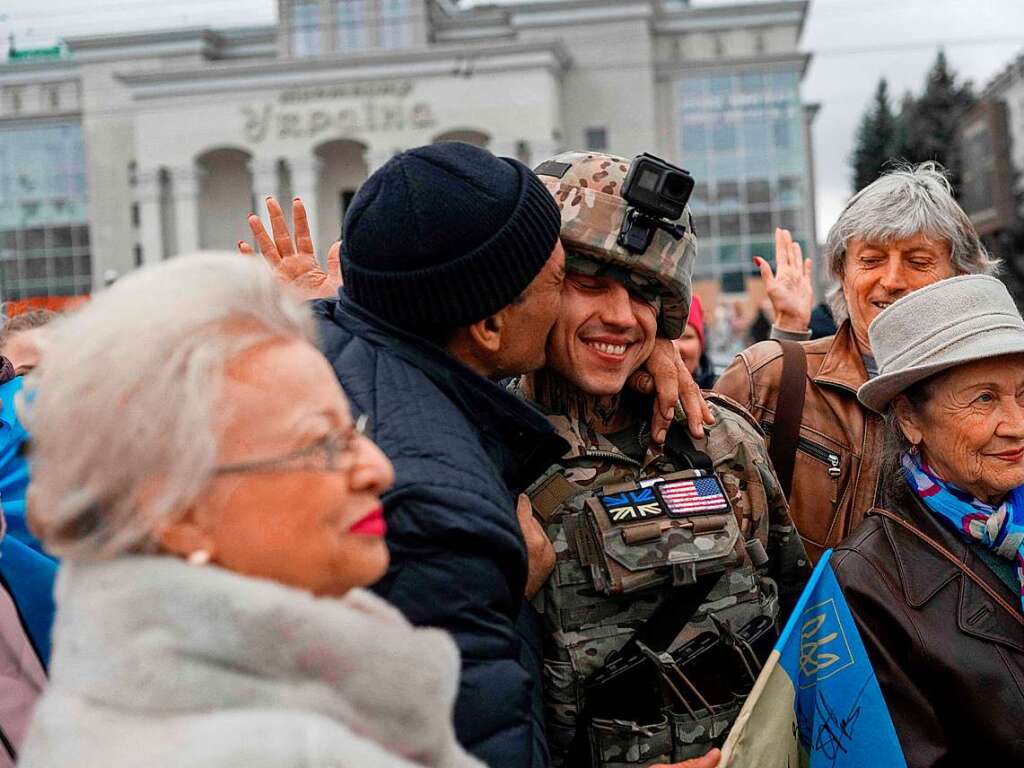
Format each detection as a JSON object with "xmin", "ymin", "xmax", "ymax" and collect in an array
[{"xmin": 213, "ymin": 414, "xmax": 370, "ymax": 476}]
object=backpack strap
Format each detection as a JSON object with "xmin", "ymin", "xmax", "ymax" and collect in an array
[
  {"xmin": 869, "ymin": 507, "xmax": 1024, "ymax": 628},
  {"xmin": 768, "ymin": 340, "xmax": 807, "ymax": 499}
]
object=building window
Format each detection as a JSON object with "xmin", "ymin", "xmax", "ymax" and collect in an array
[
  {"xmin": 334, "ymin": 0, "xmax": 369, "ymax": 52},
  {"xmin": 515, "ymin": 141, "xmax": 531, "ymax": 166},
  {"xmin": 0, "ymin": 122, "xmax": 92, "ymax": 299},
  {"xmin": 292, "ymin": 0, "xmax": 322, "ymax": 57},
  {"xmin": 584, "ymin": 127, "xmax": 608, "ymax": 151},
  {"xmin": 47, "ymin": 86, "xmax": 61, "ymax": 110},
  {"xmin": 131, "ymin": 203, "xmax": 140, "ymax": 228},
  {"xmin": 675, "ymin": 68, "xmax": 811, "ymax": 283},
  {"xmin": 379, "ymin": 0, "xmax": 411, "ymax": 50},
  {"xmin": 721, "ymin": 271, "xmax": 745, "ymax": 293},
  {"xmin": 134, "ymin": 245, "xmax": 143, "ymax": 268},
  {"xmin": 4, "ymin": 88, "xmax": 22, "ymax": 115}
]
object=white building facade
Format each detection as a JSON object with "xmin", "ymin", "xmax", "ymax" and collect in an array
[{"xmin": 0, "ymin": 0, "xmax": 815, "ymax": 301}]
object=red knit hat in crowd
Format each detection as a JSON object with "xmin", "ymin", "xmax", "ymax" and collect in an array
[{"xmin": 687, "ymin": 294, "xmax": 706, "ymax": 352}]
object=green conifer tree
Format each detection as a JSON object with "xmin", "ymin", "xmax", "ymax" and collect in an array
[
  {"xmin": 898, "ymin": 50, "xmax": 976, "ymax": 192},
  {"xmin": 850, "ymin": 78, "xmax": 900, "ymax": 191}
]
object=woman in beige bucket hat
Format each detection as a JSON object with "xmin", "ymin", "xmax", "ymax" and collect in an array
[{"xmin": 830, "ymin": 274, "xmax": 1024, "ymax": 766}]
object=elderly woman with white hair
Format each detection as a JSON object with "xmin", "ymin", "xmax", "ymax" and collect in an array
[
  {"xmin": 716, "ymin": 162, "xmax": 1000, "ymax": 563},
  {"xmin": 17, "ymin": 253, "xmax": 483, "ymax": 768},
  {"xmin": 832, "ymin": 275, "xmax": 1024, "ymax": 766}
]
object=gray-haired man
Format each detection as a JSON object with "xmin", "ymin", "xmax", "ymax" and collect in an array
[{"xmin": 715, "ymin": 162, "xmax": 1000, "ymax": 562}]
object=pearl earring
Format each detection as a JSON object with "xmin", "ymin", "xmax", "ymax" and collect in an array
[{"xmin": 187, "ymin": 549, "xmax": 211, "ymax": 567}]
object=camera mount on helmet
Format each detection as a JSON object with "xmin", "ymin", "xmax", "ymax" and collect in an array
[{"xmin": 616, "ymin": 153, "xmax": 695, "ymax": 255}]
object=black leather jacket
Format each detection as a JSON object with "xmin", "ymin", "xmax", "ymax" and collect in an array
[{"xmin": 832, "ymin": 480, "xmax": 1024, "ymax": 767}]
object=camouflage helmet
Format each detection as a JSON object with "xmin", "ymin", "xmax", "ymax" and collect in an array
[{"xmin": 535, "ymin": 151, "xmax": 697, "ymax": 339}]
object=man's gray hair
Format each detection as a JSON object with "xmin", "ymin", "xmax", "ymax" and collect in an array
[
  {"xmin": 22, "ymin": 252, "xmax": 314, "ymax": 561},
  {"xmin": 824, "ymin": 162, "xmax": 1000, "ymax": 321}
]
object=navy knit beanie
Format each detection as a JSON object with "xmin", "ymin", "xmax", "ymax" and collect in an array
[{"xmin": 340, "ymin": 142, "xmax": 561, "ymax": 331}]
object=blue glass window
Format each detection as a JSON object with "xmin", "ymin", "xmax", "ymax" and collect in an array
[
  {"xmin": 682, "ymin": 121, "xmax": 707, "ymax": 153},
  {"xmin": 292, "ymin": 1, "xmax": 321, "ymax": 57},
  {"xmin": 769, "ymin": 71, "xmax": 799, "ymax": 93},
  {"xmin": 0, "ymin": 123, "xmax": 90, "ymax": 298},
  {"xmin": 740, "ymin": 71, "xmax": 765, "ymax": 93},
  {"xmin": 675, "ymin": 68, "xmax": 810, "ymax": 280},
  {"xmin": 335, "ymin": 0, "xmax": 369, "ymax": 51},
  {"xmin": 742, "ymin": 116, "xmax": 769, "ymax": 154},
  {"xmin": 680, "ymin": 78, "xmax": 705, "ymax": 106},
  {"xmin": 710, "ymin": 75, "xmax": 734, "ymax": 96},
  {"xmin": 719, "ymin": 243, "xmax": 743, "ymax": 264},
  {"xmin": 379, "ymin": 0, "xmax": 411, "ymax": 50},
  {"xmin": 712, "ymin": 120, "xmax": 737, "ymax": 151}
]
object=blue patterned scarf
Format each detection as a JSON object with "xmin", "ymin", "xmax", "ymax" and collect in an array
[{"xmin": 901, "ymin": 451, "xmax": 1024, "ymax": 611}]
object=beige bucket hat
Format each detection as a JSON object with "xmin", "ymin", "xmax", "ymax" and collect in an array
[{"xmin": 857, "ymin": 274, "xmax": 1024, "ymax": 414}]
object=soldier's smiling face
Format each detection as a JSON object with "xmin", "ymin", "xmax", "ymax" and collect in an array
[{"xmin": 546, "ymin": 270, "xmax": 659, "ymax": 395}]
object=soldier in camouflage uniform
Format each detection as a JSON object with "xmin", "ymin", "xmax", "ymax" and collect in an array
[{"xmin": 513, "ymin": 152, "xmax": 809, "ymax": 767}]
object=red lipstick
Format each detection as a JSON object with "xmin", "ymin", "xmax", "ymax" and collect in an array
[{"xmin": 349, "ymin": 506, "xmax": 387, "ymax": 537}]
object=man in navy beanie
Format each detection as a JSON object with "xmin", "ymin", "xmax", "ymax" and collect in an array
[{"xmin": 247, "ymin": 142, "xmax": 568, "ymax": 767}]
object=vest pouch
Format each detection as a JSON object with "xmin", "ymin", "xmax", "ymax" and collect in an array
[
  {"xmin": 590, "ymin": 715, "xmax": 672, "ymax": 767},
  {"xmin": 667, "ymin": 631, "xmax": 736, "ymax": 708},
  {"xmin": 543, "ymin": 659, "xmax": 581, "ymax": 759},
  {"xmin": 668, "ymin": 697, "xmax": 743, "ymax": 761},
  {"xmin": 578, "ymin": 471, "xmax": 741, "ymax": 597}
]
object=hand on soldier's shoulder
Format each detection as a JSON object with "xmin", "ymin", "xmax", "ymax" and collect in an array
[{"xmin": 648, "ymin": 747, "xmax": 721, "ymax": 768}]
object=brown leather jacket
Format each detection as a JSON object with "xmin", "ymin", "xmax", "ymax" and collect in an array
[
  {"xmin": 714, "ymin": 321, "xmax": 883, "ymax": 563},
  {"xmin": 832, "ymin": 481, "xmax": 1024, "ymax": 766}
]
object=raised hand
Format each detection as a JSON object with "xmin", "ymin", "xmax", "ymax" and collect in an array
[
  {"xmin": 238, "ymin": 196, "xmax": 342, "ymax": 301},
  {"xmin": 754, "ymin": 228, "xmax": 813, "ymax": 333}
]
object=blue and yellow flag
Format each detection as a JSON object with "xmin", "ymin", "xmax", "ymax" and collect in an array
[{"xmin": 720, "ymin": 550, "xmax": 906, "ymax": 767}]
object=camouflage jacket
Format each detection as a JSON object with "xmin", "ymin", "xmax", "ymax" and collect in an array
[{"xmin": 513, "ymin": 383, "xmax": 808, "ymax": 766}]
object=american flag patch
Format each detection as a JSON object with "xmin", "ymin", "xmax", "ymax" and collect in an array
[{"xmin": 655, "ymin": 476, "xmax": 730, "ymax": 517}]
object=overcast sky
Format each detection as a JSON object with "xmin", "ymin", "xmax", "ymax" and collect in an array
[{"xmin": 4, "ymin": 0, "xmax": 1024, "ymax": 243}]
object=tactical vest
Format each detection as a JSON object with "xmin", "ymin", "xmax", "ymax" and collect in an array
[{"xmin": 529, "ymin": 412, "xmax": 780, "ymax": 767}]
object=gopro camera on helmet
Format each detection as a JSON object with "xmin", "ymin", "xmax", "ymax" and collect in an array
[
  {"xmin": 617, "ymin": 153, "xmax": 694, "ymax": 255},
  {"xmin": 621, "ymin": 153, "xmax": 695, "ymax": 221}
]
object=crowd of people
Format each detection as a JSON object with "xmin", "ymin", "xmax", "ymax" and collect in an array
[{"xmin": 0, "ymin": 140, "xmax": 1020, "ymax": 768}]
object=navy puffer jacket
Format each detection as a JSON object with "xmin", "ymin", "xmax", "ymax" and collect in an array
[{"xmin": 312, "ymin": 295, "xmax": 567, "ymax": 767}]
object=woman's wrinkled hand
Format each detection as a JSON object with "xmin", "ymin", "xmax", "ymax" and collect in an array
[
  {"xmin": 754, "ymin": 228, "xmax": 813, "ymax": 332},
  {"xmin": 630, "ymin": 337, "xmax": 713, "ymax": 445},
  {"xmin": 238, "ymin": 196, "xmax": 342, "ymax": 301}
]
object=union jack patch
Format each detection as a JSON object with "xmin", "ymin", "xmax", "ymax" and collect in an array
[
  {"xmin": 655, "ymin": 475, "xmax": 731, "ymax": 518},
  {"xmin": 599, "ymin": 486, "xmax": 664, "ymax": 525}
]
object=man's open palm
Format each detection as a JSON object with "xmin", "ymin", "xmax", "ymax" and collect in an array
[{"xmin": 238, "ymin": 196, "xmax": 342, "ymax": 301}]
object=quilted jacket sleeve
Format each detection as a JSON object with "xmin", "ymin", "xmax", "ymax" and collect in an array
[{"xmin": 372, "ymin": 483, "xmax": 542, "ymax": 768}]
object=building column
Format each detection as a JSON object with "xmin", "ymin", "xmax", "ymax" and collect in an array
[
  {"xmin": 170, "ymin": 164, "xmax": 202, "ymax": 256},
  {"xmin": 135, "ymin": 167, "xmax": 165, "ymax": 266},
  {"xmin": 801, "ymin": 104, "xmax": 822, "ymax": 298},
  {"xmin": 286, "ymin": 155, "xmax": 322, "ymax": 253},
  {"xmin": 249, "ymin": 156, "xmax": 281, "ymax": 202}
]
